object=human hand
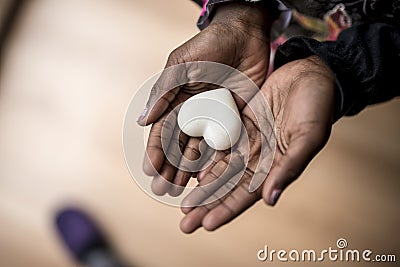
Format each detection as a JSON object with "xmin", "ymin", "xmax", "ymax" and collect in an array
[
  {"xmin": 138, "ymin": 3, "xmax": 276, "ymax": 196},
  {"xmin": 180, "ymin": 55, "xmax": 337, "ymax": 233}
]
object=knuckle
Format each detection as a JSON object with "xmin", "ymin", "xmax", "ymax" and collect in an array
[{"xmin": 167, "ymin": 47, "xmax": 184, "ymax": 65}]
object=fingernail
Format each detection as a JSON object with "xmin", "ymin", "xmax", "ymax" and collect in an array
[
  {"xmin": 137, "ymin": 107, "xmax": 148, "ymax": 122},
  {"xmin": 269, "ymin": 189, "xmax": 282, "ymax": 206}
]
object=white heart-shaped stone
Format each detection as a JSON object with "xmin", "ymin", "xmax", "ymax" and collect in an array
[{"xmin": 177, "ymin": 88, "xmax": 241, "ymax": 150}]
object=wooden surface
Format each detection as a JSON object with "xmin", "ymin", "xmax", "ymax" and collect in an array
[{"xmin": 0, "ymin": 1, "xmax": 399, "ymax": 267}]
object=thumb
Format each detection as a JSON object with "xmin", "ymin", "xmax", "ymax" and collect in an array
[
  {"xmin": 262, "ymin": 126, "xmax": 330, "ymax": 206},
  {"xmin": 137, "ymin": 63, "xmax": 188, "ymax": 126}
]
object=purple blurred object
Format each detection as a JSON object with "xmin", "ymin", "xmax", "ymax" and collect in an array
[{"xmin": 55, "ymin": 207, "xmax": 108, "ymax": 261}]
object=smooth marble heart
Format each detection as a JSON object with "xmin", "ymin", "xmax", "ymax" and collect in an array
[{"xmin": 177, "ymin": 88, "xmax": 241, "ymax": 150}]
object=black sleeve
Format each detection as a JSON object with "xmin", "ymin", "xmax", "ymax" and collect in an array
[
  {"xmin": 273, "ymin": 22, "xmax": 400, "ymax": 120},
  {"xmin": 191, "ymin": 0, "xmax": 204, "ymax": 7}
]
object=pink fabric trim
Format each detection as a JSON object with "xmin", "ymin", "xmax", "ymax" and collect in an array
[{"xmin": 200, "ymin": 0, "xmax": 209, "ymax": 16}]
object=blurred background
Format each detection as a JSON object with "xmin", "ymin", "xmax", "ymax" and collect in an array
[{"xmin": 0, "ymin": 1, "xmax": 399, "ymax": 267}]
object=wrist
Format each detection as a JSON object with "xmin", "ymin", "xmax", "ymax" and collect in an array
[{"xmin": 210, "ymin": 2, "xmax": 277, "ymax": 35}]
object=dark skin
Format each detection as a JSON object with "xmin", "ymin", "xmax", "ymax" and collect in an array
[
  {"xmin": 137, "ymin": 3, "xmax": 336, "ymax": 233},
  {"xmin": 137, "ymin": 3, "xmax": 274, "ymax": 196},
  {"xmin": 180, "ymin": 55, "xmax": 335, "ymax": 233}
]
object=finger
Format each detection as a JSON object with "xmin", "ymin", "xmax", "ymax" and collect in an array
[
  {"xmin": 180, "ymin": 171, "xmax": 260, "ymax": 233},
  {"xmin": 180, "ymin": 182, "xmax": 233, "ymax": 234},
  {"xmin": 137, "ymin": 65, "xmax": 184, "ymax": 126},
  {"xmin": 179, "ymin": 150, "xmax": 225, "ymax": 214},
  {"xmin": 197, "ymin": 150, "xmax": 227, "ymax": 182},
  {"xmin": 180, "ymin": 159, "xmax": 238, "ymax": 216},
  {"xmin": 201, "ymin": 174, "xmax": 261, "ymax": 231},
  {"xmin": 169, "ymin": 137, "xmax": 204, "ymax": 197},
  {"xmin": 141, "ymin": 87, "xmax": 180, "ymax": 126},
  {"xmin": 152, "ymin": 117, "xmax": 189, "ymax": 196},
  {"xmin": 262, "ymin": 128, "xmax": 328, "ymax": 206},
  {"xmin": 180, "ymin": 151, "xmax": 244, "ymax": 212},
  {"xmin": 150, "ymin": 160, "xmax": 176, "ymax": 196},
  {"xmin": 142, "ymin": 109, "xmax": 178, "ymax": 176},
  {"xmin": 180, "ymin": 205, "xmax": 213, "ymax": 234},
  {"xmin": 142, "ymin": 120, "xmax": 168, "ymax": 176}
]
